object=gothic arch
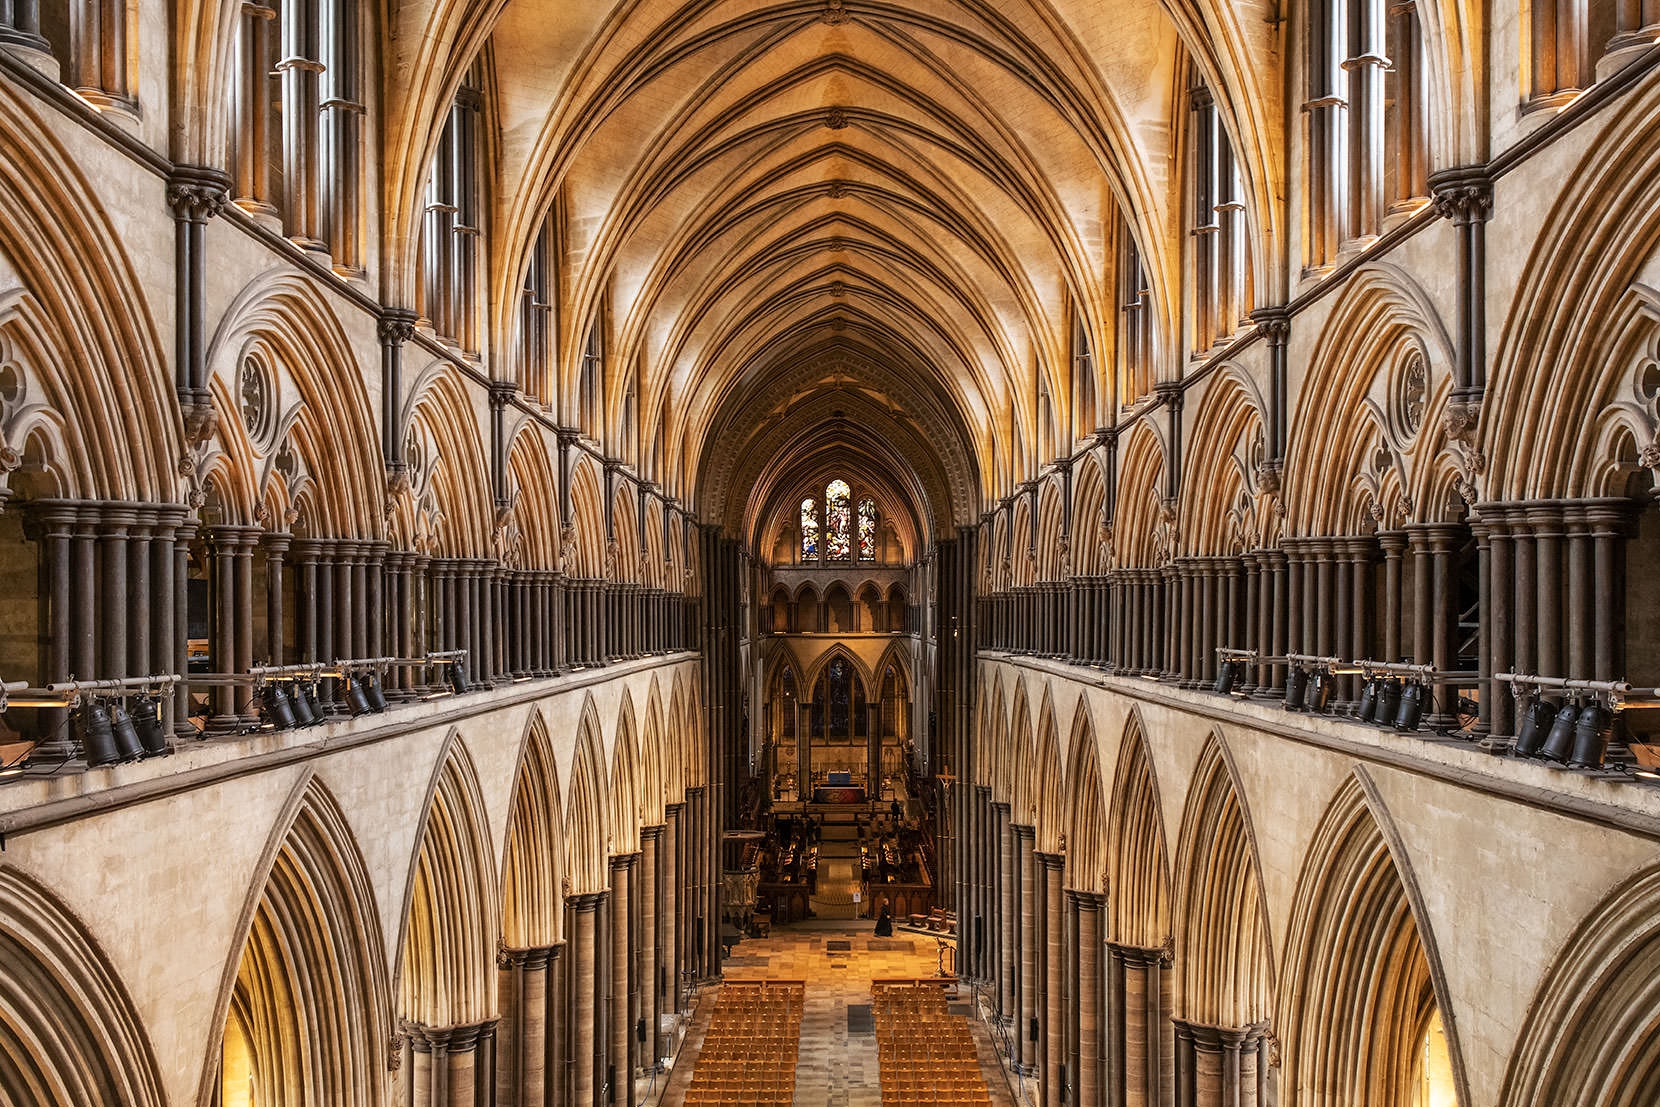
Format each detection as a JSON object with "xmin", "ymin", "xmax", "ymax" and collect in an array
[
  {"xmin": 1115, "ymin": 421, "xmax": 1170, "ymax": 567},
  {"xmin": 566, "ymin": 454, "xmax": 607, "ymax": 576},
  {"xmin": 640, "ymin": 680, "xmax": 668, "ymax": 826},
  {"xmin": 1105, "ymin": 709, "xmax": 1173, "ymax": 949},
  {"xmin": 565, "ymin": 697, "xmax": 612, "ymax": 894},
  {"xmin": 800, "ymin": 642, "xmax": 876, "ymax": 698},
  {"xmin": 404, "ymin": 366, "xmax": 493, "ymax": 558},
  {"xmin": 1287, "ymin": 264, "xmax": 1456, "ymax": 535},
  {"xmin": 1499, "ymin": 863, "xmax": 1660, "ymax": 1107},
  {"xmin": 1072, "ymin": 450, "xmax": 1110, "ymax": 577},
  {"xmin": 1278, "ymin": 771, "xmax": 1470, "ymax": 1107},
  {"xmin": 1031, "ymin": 690, "xmax": 1066, "ymax": 853},
  {"xmin": 1063, "ymin": 702, "xmax": 1106, "ymax": 894},
  {"xmin": 1171, "ymin": 734, "xmax": 1276, "ymax": 1029},
  {"xmin": 206, "ymin": 773, "xmax": 391, "ymax": 1107},
  {"xmin": 1181, "ymin": 367, "xmax": 1267, "ymax": 555},
  {"xmin": 396, "ymin": 732, "xmax": 499, "ymax": 1029},
  {"xmin": 0, "ymin": 865, "xmax": 165, "ymax": 1107},
  {"xmin": 610, "ymin": 692, "xmax": 643, "ymax": 855},
  {"xmin": 504, "ymin": 422, "xmax": 561, "ymax": 569},
  {"xmin": 1008, "ymin": 677, "xmax": 1038, "ymax": 825},
  {"xmin": 1489, "ymin": 77, "xmax": 1660, "ymax": 500},
  {"xmin": 501, "ymin": 710, "xmax": 566, "ymax": 950}
]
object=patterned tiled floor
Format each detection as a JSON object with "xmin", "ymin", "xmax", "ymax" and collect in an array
[{"xmin": 652, "ymin": 921, "xmax": 1017, "ymax": 1107}]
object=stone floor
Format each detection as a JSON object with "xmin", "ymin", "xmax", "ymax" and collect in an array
[{"xmin": 651, "ymin": 920, "xmax": 1017, "ymax": 1107}]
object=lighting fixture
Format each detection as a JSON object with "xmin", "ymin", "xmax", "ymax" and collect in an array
[
  {"xmin": 108, "ymin": 702, "xmax": 145, "ymax": 760},
  {"xmin": 343, "ymin": 674, "xmax": 373, "ymax": 717},
  {"xmin": 447, "ymin": 660, "xmax": 470, "ymax": 695},
  {"xmin": 1308, "ymin": 668, "xmax": 1334, "ymax": 714},
  {"xmin": 262, "ymin": 683, "xmax": 298, "ymax": 731},
  {"xmin": 363, "ymin": 671, "xmax": 389, "ymax": 713},
  {"xmin": 1284, "ymin": 667, "xmax": 1310, "ymax": 711},
  {"xmin": 78, "ymin": 701, "xmax": 120, "ymax": 767},
  {"xmin": 1356, "ymin": 678, "xmax": 1380, "ymax": 722},
  {"xmin": 1539, "ymin": 700, "xmax": 1582, "ymax": 762},
  {"xmin": 1394, "ymin": 682, "xmax": 1426, "ymax": 731},
  {"xmin": 1373, "ymin": 680, "xmax": 1401, "ymax": 725},
  {"xmin": 133, "ymin": 698, "xmax": 168, "ymax": 755},
  {"xmin": 1213, "ymin": 660, "xmax": 1239, "ymax": 695},
  {"xmin": 1568, "ymin": 702, "xmax": 1613, "ymax": 769},
  {"xmin": 1512, "ymin": 696, "xmax": 1557, "ymax": 758},
  {"xmin": 291, "ymin": 682, "xmax": 321, "ymax": 727}
]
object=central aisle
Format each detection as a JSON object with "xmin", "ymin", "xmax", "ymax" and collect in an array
[{"xmin": 656, "ymin": 922, "xmax": 1014, "ymax": 1107}]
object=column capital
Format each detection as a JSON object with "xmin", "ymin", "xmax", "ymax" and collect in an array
[
  {"xmin": 377, "ymin": 307, "xmax": 419, "ymax": 346},
  {"xmin": 1248, "ymin": 306, "xmax": 1290, "ymax": 346},
  {"xmin": 1428, "ymin": 165, "xmax": 1494, "ymax": 225},
  {"xmin": 166, "ymin": 165, "xmax": 232, "ymax": 223}
]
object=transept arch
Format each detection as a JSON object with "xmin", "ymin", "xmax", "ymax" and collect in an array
[
  {"xmin": 0, "ymin": 865, "xmax": 165, "ymax": 1107},
  {"xmin": 396, "ymin": 733, "xmax": 499, "ymax": 1029},
  {"xmin": 1278, "ymin": 772, "xmax": 1469, "ymax": 1107},
  {"xmin": 206, "ymin": 774, "xmax": 391, "ymax": 1107}
]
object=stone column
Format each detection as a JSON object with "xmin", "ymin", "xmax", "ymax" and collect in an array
[
  {"xmin": 497, "ymin": 945, "xmax": 557, "ymax": 1107},
  {"xmin": 659, "ymin": 806, "xmax": 680, "ymax": 1060},
  {"xmin": 568, "ymin": 893, "xmax": 604, "ymax": 1107},
  {"xmin": 1017, "ymin": 825, "xmax": 1037, "ymax": 1074},
  {"xmin": 639, "ymin": 826, "xmax": 661, "ymax": 1073},
  {"xmin": 1041, "ymin": 853, "xmax": 1064, "ymax": 1107},
  {"xmin": 997, "ymin": 803, "xmax": 1014, "ymax": 1018},
  {"xmin": 1073, "ymin": 891, "xmax": 1103, "ymax": 1107},
  {"xmin": 407, "ymin": 1022, "xmax": 495, "ymax": 1107},
  {"xmin": 610, "ymin": 854, "xmax": 636, "ymax": 1107},
  {"xmin": 1111, "ymin": 943, "xmax": 1173, "ymax": 1107}
]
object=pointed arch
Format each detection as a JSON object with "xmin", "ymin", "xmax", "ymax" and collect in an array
[
  {"xmin": 0, "ymin": 865, "xmax": 165, "ymax": 1107},
  {"xmin": 502, "ymin": 711, "xmax": 566, "ymax": 949},
  {"xmin": 1171, "ymin": 734, "xmax": 1275, "ymax": 1028},
  {"xmin": 800, "ymin": 641, "xmax": 876, "ymax": 698},
  {"xmin": 641, "ymin": 680, "xmax": 668, "ymax": 827},
  {"xmin": 1278, "ymin": 771, "xmax": 1470, "ymax": 1107},
  {"xmin": 1032, "ymin": 691, "xmax": 1066, "ymax": 853},
  {"xmin": 610, "ymin": 692, "xmax": 643, "ymax": 855},
  {"xmin": 397, "ymin": 733, "xmax": 499, "ymax": 1028},
  {"xmin": 1008, "ymin": 677, "xmax": 1037, "ymax": 825},
  {"xmin": 206, "ymin": 773, "xmax": 391, "ymax": 1107},
  {"xmin": 1106, "ymin": 709, "xmax": 1173, "ymax": 949},
  {"xmin": 566, "ymin": 455, "xmax": 608, "ymax": 577},
  {"xmin": 1064, "ymin": 701, "xmax": 1106, "ymax": 894},
  {"xmin": 565, "ymin": 699, "xmax": 612, "ymax": 894},
  {"xmin": 1499, "ymin": 862, "xmax": 1660, "ymax": 1107}
]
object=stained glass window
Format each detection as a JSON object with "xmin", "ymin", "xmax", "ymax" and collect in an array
[
  {"xmin": 858, "ymin": 497, "xmax": 877, "ymax": 560},
  {"xmin": 825, "ymin": 479, "xmax": 851, "ymax": 559},
  {"xmin": 800, "ymin": 498, "xmax": 819, "ymax": 560}
]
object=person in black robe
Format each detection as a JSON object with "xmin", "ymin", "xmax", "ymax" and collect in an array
[{"xmin": 874, "ymin": 900, "xmax": 894, "ymax": 937}]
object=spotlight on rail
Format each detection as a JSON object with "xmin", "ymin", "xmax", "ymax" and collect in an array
[
  {"xmin": 108, "ymin": 701, "xmax": 145, "ymax": 761},
  {"xmin": 1214, "ymin": 659, "xmax": 1240, "ymax": 696},
  {"xmin": 77, "ymin": 700, "xmax": 120, "ymax": 767},
  {"xmin": 1356, "ymin": 677, "xmax": 1380, "ymax": 722},
  {"xmin": 1569, "ymin": 701, "xmax": 1613, "ymax": 769},
  {"xmin": 1512, "ymin": 695, "xmax": 1557, "ymax": 758},
  {"xmin": 1373, "ymin": 679, "xmax": 1402, "ymax": 726},
  {"xmin": 1539, "ymin": 699, "xmax": 1583, "ymax": 763},
  {"xmin": 1394, "ymin": 681, "xmax": 1427, "ymax": 731},
  {"xmin": 343, "ymin": 674, "xmax": 373, "ymax": 717},
  {"xmin": 292, "ymin": 681, "xmax": 322, "ymax": 727},
  {"xmin": 446, "ymin": 660, "xmax": 470, "ymax": 696},
  {"xmin": 362, "ymin": 670, "xmax": 389, "ymax": 713},
  {"xmin": 1308, "ymin": 667, "xmax": 1334, "ymax": 714},
  {"xmin": 133, "ymin": 697, "xmax": 168, "ymax": 756},
  {"xmin": 1284, "ymin": 666, "xmax": 1311, "ymax": 711},
  {"xmin": 262, "ymin": 682, "xmax": 298, "ymax": 731}
]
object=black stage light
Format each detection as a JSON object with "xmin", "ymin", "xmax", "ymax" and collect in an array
[
  {"xmin": 1214, "ymin": 660, "xmax": 1239, "ymax": 695},
  {"xmin": 133, "ymin": 697, "xmax": 168, "ymax": 756},
  {"xmin": 343, "ymin": 674, "xmax": 373, "ymax": 717},
  {"xmin": 1284, "ymin": 666, "xmax": 1310, "ymax": 711},
  {"xmin": 1374, "ymin": 680, "xmax": 1402, "ymax": 725},
  {"xmin": 1512, "ymin": 696, "xmax": 1557, "ymax": 758},
  {"xmin": 1539, "ymin": 700, "xmax": 1582, "ymax": 762},
  {"xmin": 108, "ymin": 701, "xmax": 145, "ymax": 761},
  {"xmin": 79, "ymin": 701, "xmax": 120, "ymax": 767},
  {"xmin": 447, "ymin": 660, "xmax": 470, "ymax": 695},
  {"xmin": 1568, "ymin": 703, "xmax": 1613, "ymax": 769},
  {"xmin": 363, "ymin": 671, "xmax": 389, "ymax": 713},
  {"xmin": 1357, "ymin": 678, "xmax": 1380, "ymax": 722},
  {"xmin": 1308, "ymin": 668, "xmax": 1334, "ymax": 714},
  {"xmin": 262, "ymin": 683, "xmax": 298, "ymax": 731},
  {"xmin": 295, "ymin": 682, "xmax": 323, "ymax": 727},
  {"xmin": 1395, "ymin": 682, "xmax": 1426, "ymax": 731}
]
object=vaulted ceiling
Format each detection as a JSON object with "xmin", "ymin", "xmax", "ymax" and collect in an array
[{"xmin": 384, "ymin": 0, "xmax": 1284, "ymax": 551}]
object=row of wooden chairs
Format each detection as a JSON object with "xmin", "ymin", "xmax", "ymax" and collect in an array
[
  {"xmin": 686, "ymin": 980, "xmax": 807, "ymax": 1106},
  {"xmin": 873, "ymin": 982, "xmax": 994, "ymax": 1107}
]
